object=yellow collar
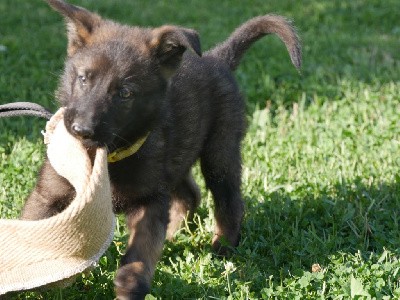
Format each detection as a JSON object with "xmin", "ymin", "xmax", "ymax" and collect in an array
[{"xmin": 107, "ymin": 133, "xmax": 150, "ymax": 163}]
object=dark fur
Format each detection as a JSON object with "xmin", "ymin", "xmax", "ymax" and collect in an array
[{"xmin": 22, "ymin": 1, "xmax": 301, "ymax": 298}]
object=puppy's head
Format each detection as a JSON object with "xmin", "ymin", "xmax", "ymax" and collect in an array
[{"xmin": 47, "ymin": 0, "xmax": 201, "ymax": 149}]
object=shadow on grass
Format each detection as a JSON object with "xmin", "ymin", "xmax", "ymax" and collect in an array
[{"xmin": 238, "ymin": 176, "xmax": 400, "ymax": 283}]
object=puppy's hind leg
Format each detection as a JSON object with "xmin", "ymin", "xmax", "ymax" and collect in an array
[
  {"xmin": 166, "ymin": 172, "xmax": 201, "ymax": 240},
  {"xmin": 200, "ymin": 123, "xmax": 245, "ymax": 254}
]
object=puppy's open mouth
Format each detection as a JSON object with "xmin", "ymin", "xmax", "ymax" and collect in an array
[
  {"xmin": 86, "ymin": 146, "xmax": 97, "ymax": 164},
  {"xmin": 79, "ymin": 137, "xmax": 105, "ymax": 149},
  {"xmin": 79, "ymin": 139, "xmax": 109, "ymax": 165}
]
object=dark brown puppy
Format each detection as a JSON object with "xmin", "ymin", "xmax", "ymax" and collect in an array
[{"xmin": 21, "ymin": 0, "xmax": 301, "ymax": 298}]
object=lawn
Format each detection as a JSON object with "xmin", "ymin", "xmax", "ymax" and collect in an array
[{"xmin": 1, "ymin": 0, "xmax": 400, "ymax": 299}]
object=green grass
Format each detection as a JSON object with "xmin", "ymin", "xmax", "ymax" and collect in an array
[{"xmin": 1, "ymin": 0, "xmax": 400, "ymax": 299}]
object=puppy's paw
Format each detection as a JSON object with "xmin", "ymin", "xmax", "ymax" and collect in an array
[
  {"xmin": 114, "ymin": 264, "xmax": 150, "ymax": 300},
  {"xmin": 212, "ymin": 232, "xmax": 241, "ymax": 256}
]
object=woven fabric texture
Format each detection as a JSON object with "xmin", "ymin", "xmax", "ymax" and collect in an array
[{"xmin": 0, "ymin": 108, "xmax": 115, "ymax": 294}]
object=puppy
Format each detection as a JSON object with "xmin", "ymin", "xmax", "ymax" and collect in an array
[{"xmin": 21, "ymin": 0, "xmax": 301, "ymax": 298}]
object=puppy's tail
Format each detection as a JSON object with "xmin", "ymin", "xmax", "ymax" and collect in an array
[{"xmin": 205, "ymin": 15, "xmax": 301, "ymax": 71}]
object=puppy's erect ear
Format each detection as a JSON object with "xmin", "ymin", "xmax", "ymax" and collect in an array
[
  {"xmin": 46, "ymin": 0, "xmax": 102, "ymax": 56},
  {"xmin": 150, "ymin": 26, "xmax": 202, "ymax": 78}
]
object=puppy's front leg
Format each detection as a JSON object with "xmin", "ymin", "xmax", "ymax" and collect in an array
[
  {"xmin": 21, "ymin": 158, "xmax": 75, "ymax": 220},
  {"xmin": 115, "ymin": 194, "xmax": 169, "ymax": 300}
]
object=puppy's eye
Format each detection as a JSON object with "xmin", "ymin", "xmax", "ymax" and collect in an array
[
  {"xmin": 78, "ymin": 75, "xmax": 87, "ymax": 85},
  {"xmin": 119, "ymin": 87, "xmax": 132, "ymax": 99}
]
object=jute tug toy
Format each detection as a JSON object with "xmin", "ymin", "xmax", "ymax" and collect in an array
[{"xmin": 0, "ymin": 107, "xmax": 115, "ymax": 294}]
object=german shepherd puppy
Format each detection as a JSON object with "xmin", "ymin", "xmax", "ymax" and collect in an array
[{"xmin": 21, "ymin": 0, "xmax": 301, "ymax": 298}]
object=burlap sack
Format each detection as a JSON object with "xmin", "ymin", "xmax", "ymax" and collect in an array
[{"xmin": 0, "ymin": 108, "xmax": 115, "ymax": 294}]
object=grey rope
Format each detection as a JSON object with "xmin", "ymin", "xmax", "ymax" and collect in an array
[{"xmin": 0, "ymin": 102, "xmax": 53, "ymax": 120}]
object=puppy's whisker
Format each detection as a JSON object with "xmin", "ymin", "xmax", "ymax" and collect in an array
[
  {"xmin": 112, "ymin": 133, "xmax": 131, "ymax": 146},
  {"xmin": 124, "ymin": 75, "xmax": 134, "ymax": 81},
  {"xmin": 105, "ymin": 144, "xmax": 110, "ymax": 153}
]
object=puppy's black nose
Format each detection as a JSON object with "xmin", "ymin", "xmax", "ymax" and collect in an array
[{"xmin": 71, "ymin": 123, "xmax": 94, "ymax": 139}]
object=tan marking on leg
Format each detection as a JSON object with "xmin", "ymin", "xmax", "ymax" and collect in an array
[{"xmin": 166, "ymin": 199, "xmax": 189, "ymax": 240}]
